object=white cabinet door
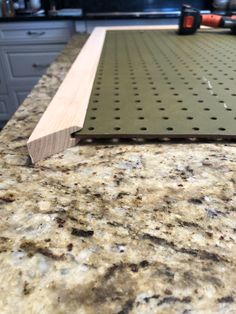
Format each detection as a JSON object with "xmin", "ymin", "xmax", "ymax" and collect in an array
[
  {"xmin": 0, "ymin": 21, "xmax": 75, "ymax": 44},
  {"xmin": 0, "ymin": 95, "xmax": 14, "ymax": 126},
  {"xmin": 0, "ymin": 20, "xmax": 75, "ymax": 125},
  {"xmin": 0, "ymin": 59, "xmax": 7, "ymax": 94},
  {"xmin": 2, "ymin": 44, "xmax": 65, "ymax": 84},
  {"xmin": 9, "ymin": 84, "xmax": 32, "ymax": 109},
  {"xmin": 14, "ymin": 90, "xmax": 30, "ymax": 106}
]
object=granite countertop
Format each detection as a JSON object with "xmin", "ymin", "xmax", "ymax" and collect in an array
[{"xmin": 0, "ymin": 34, "xmax": 236, "ymax": 314}]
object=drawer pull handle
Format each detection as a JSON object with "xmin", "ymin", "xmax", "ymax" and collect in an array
[
  {"xmin": 32, "ymin": 63, "xmax": 50, "ymax": 69},
  {"xmin": 27, "ymin": 31, "xmax": 46, "ymax": 36}
]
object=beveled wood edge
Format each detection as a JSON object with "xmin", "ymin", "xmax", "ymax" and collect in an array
[{"xmin": 27, "ymin": 25, "xmax": 177, "ymax": 163}]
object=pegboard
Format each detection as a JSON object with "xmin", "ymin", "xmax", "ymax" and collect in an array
[{"xmin": 74, "ymin": 29, "xmax": 236, "ymax": 139}]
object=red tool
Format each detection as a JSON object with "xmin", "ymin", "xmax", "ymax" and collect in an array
[{"xmin": 178, "ymin": 4, "xmax": 236, "ymax": 35}]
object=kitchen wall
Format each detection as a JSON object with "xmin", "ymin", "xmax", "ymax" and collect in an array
[{"xmin": 60, "ymin": 0, "xmax": 212, "ymax": 12}]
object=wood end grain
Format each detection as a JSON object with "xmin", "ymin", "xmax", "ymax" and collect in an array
[{"xmin": 27, "ymin": 127, "xmax": 80, "ymax": 163}]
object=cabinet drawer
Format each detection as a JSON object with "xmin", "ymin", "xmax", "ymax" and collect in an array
[
  {"xmin": 2, "ymin": 44, "xmax": 65, "ymax": 81},
  {"xmin": 8, "ymin": 51, "xmax": 60, "ymax": 78},
  {"xmin": 0, "ymin": 21, "xmax": 74, "ymax": 44}
]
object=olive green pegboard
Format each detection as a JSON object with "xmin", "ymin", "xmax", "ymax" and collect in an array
[{"xmin": 74, "ymin": 29, "xmax": 236, "ymax": 139}]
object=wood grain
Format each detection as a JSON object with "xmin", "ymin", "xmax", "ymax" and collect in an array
[{"xmin": 27, "ymin": 25, "xmax": 177, "ymax": 163}]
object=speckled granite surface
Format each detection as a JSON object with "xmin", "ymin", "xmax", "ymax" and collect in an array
[{"xmin": 0, "ymin": 34, "xmax": 236, "ymax": 314}]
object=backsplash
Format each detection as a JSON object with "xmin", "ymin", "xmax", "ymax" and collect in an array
[{"xmin": 60, "ymin": 0, "xmax": 212, "ymax": 12}]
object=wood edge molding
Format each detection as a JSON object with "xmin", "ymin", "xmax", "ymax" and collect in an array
[
  {"xmin": 27, "ymin": 26, "xmax": 106, "ymax": 163},
  {"xmin": 27, "ymin": 25, "xmax": 177, "ymax": 163},
  {"xmin": 27, "ymin": 126, "xmax": 80, "ymax": 163}
]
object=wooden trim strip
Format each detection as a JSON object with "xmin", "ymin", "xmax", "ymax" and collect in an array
[
  {"xmin": 27, "ymin": 27, "xmax": 106, "ymax": 163},
  {"xmin": 27, "ymin": 25, "xmax": 177, "ymax": 163}
]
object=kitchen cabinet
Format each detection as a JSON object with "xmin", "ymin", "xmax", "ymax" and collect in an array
[
  {"xmin": 0, "ymin": 21, "xmax": 75, "ymax": 127},
  {"xmin": 2, "ymin": 44, "xmax": 65, "ymax": 81},
  {"xmin": 0, "ymin": 58, "xmax": 7, "ymax": 94},
  {"xmin": 12, "ymin": 89, "xmax": 30, "ymax": 107},
  {"xmin": 0, "ymin": 95, "xmax": 15, "ymax": 123},
  {"xmin": 0, "ymin": 22, "xmax": 74, "ymax": 43}
]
